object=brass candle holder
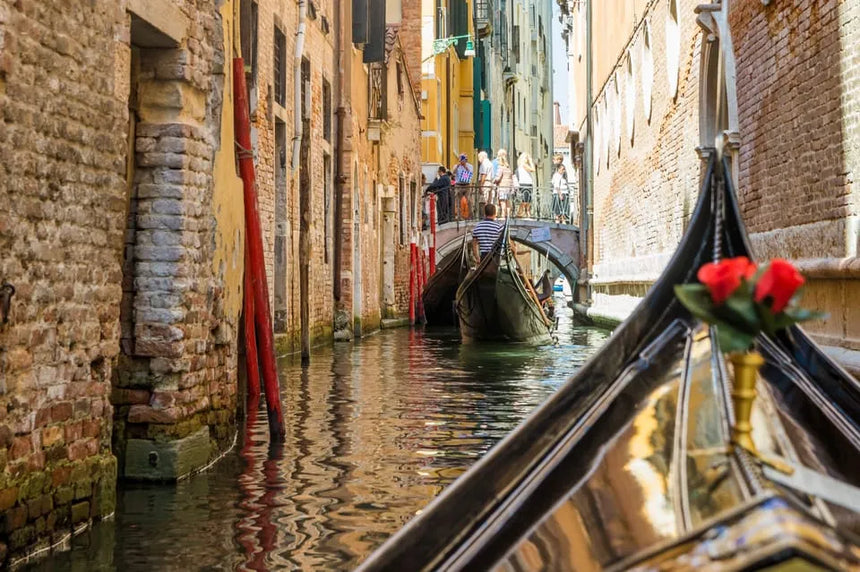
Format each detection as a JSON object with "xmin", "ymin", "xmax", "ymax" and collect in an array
[{"xmin": 729, "ymin": 351, "xmax": 764, "ymax": 455}]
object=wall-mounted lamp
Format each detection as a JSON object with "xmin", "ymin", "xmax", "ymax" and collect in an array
[{"xmin": 426, "ymin": 34, "xmax": 477, "ymax": 60}]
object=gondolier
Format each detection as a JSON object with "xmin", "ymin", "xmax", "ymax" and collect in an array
[{"xmin": 471, "ymin": 204, "xmax": 503, "ymax": 260}]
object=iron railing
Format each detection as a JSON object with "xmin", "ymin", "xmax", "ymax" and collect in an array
[{"xmin": 424, "ymin": 184, "xmax": 577, "ymax": 224}]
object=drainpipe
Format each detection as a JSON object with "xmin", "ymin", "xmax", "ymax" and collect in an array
[
  {"xmin": 582, "ymin": 0, "xmax": 593, "ymax": 302},
  {"xmin": 291, "ymin": 0, "xmax": 308, "ymax": 171},
  {"xmin": 334, "ymin": 0, "xmax": 353, "ymax": 304}
]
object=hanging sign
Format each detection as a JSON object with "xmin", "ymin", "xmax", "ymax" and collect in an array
[{"xmin": 530, "ymin": 227, "xmax": 551, "ymax": 243}]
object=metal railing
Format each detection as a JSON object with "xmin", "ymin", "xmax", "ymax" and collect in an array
[{"xmin": 424, "ymin": 184, "xmax": 577, "ymax": 224}]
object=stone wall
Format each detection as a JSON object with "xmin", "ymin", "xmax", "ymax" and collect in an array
[
  {"xmin": 730, "ymin": 0, "xmax": 860, "ymax": 370},
  {"xmin": 0, "ymin": 0, "xmax": 246, "ymax": 561},
  {"xmin": 589, "ymin": 0, "xmax": 702, "ymax": 313},
  {"xmin": 112, "ymin": 0, "xmax": 240, "ymax": 482},
  {"xmin": 0, "ymin": 0, "xmax": 126, "ymax": 562}
]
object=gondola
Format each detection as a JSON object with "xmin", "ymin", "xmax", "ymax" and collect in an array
[
  {"xmin": 455, "ymin": 222, "xmax": 555, "ymax": 344},
  {"xmin": 422, "ymin": 236, "xmax": 470, "ymax": 326},
  {"xmin": 358, "ymin": 154, "xmax": 860, "ymax": 571}
]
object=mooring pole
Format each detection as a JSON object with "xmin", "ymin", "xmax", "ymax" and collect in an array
[
  {"xmin": 409, "ymin": 240, "xmax": 417, "ymax": 325},
  {"xmin": 417, "ymin": 249, "xmax": 426, "ymax": 322},
  {"xmin": 428, "ymin": 194, "xmax": 437, "ymax": 275},
  {"xmin": 234, "ymin": 57, "xmax": 285, "ymax": 441},
  {"xmin": 243, "ymin": 241, "xmax": 261, "ymax": 400}
]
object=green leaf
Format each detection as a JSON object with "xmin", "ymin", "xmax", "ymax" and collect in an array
[
  {"xmin": 675, "ymin": 285, "xmax": 721, "ymax": 323},
  {"xmin": 783, "ymin": 307, "xmax": 828, "ymax": 323},
  {"xmin": 720, "ymin": 290, "xmax": 761, "ymax": 334},
  {"xmin": 715, "ymin": 322, "xmax": 756, "ymax": 353}
]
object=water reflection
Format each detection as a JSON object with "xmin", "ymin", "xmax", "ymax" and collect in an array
[{"xmin": 31, "ymin": 298, "xmax": 607, "ymax": 571}]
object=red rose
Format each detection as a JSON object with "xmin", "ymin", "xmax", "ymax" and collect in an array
[
  {"xmin": 754, "ymin": 258, "xmax": 804, "ymax": 313},
  {"xmin": 697, "ymin": 257, "xmax": 757, "ymax": 304}
]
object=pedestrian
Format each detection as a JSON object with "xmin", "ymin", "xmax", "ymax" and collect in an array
[
  {"xmin": 516, "ymin": 152, "xmax": 536, "ymax": 218},
  {"xmin": 477, "ymin": 151, "xmax": 494, "ymax": 215},
  {"xmin": 552, "ymin": 164, "xmax": 569, "ymax": 223},
  {"xmin": 471, "ymin": 203, "xmax": 504, "ymax": 261},
  {"xmin": 494, "ymin": 152, "xmax": 514, "ymax": 219},
  {"xmin": 424, "ymin": 166, "xmax": 451, "ymax": 224},
  {"xmin": 453, "ymin": 153, "xmax": 473, "ymax": 220}
]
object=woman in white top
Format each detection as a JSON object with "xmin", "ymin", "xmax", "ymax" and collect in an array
[
  {"xmin": 515, "ymin": 152, "xmax": 536, "ymax": 218},
  {"xmin": 494, "ymin": 153, "xmax": 514, "ymax": 219},
  {"xmin": 551, "ymin": 164, "xmax": 569, "ymax": 223},
  {"xmin": 477, "ymin": 151, "xmax": 495, "ymax": 213}
]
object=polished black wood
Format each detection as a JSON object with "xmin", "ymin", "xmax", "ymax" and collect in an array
[{"xmin": 358, "ymin": 156, "xmax": 860, "ymax": 571}]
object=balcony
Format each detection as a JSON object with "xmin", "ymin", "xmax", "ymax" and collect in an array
[{"xmin": 475, "ymin": 0, "xmax": 492, "ymax": 37}]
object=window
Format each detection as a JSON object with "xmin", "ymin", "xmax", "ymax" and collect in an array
[
  {"xmin": 399, "ymin": 176, "xmax": 407, "ymax": 245},
  {"xmin": 642, "ymin": 22, "xmax": 654, "ymax": 123},
  {"xmin": 602, "ymin": 98, "xmax": 610, "ymax": 168},
  {"xmin": 594, "ymin": 107, "xmax": 601, "ymax": 174},
  {"xmin": 666, "ymin": 0, "xmax": 680, "ymax": 100},
  {"xmin": 612, "ymin": 74, "xmax": 622, "ymax": 157},
  {"xmin": 323, "ymin": 77, "xmax": 332, "ymax": 142},
  {"xmin": 240, "ymin": 0, "xmax": 259, "ymax": 93},
  {"xmin": 274, "ymin": 26, "xmax": 286, "ymax": 106},
  {"xmin": 625, "ymin": 51, "xmax": 635, "ymax": 144},
  {"xmin": 410, "ymin": 181, "xmax": 417, "ymax": 234},
  {"xmin": 324, "ymin": 154, "xmax": 331, "ymax": 263},
  {"xmin": 396, "ymin": 62, "xmax": 404, "ymax": 97}
]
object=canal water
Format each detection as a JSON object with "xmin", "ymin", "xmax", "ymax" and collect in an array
[{"xmin": 31, "ymin": 297, "xmax": 607, "ymax": 571}]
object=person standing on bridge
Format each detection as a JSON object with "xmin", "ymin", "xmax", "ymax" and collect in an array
[
  {"xmin": 494, "ymin": 152, "xmax": 514, "ymax": 220},
  {"xmin": 453, "ymin": 154, "xmax": 474, "ymax": 220},
  {"xmin": 516, "ymin": 152, "xmax": 536, "ymax": 219},
  {"xmin": 477, "ymin": 151, "xmax": 495, "ymax": 216},
  {"xmin": 425, "ymin": 166, "xmax": 451, "ymax": 224},
  {"xmin": 552, "ymin": 164, "xmax": 569, "ymax": 224}
]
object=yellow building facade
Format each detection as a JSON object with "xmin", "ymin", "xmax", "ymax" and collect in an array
[{"xmin": 420, "ymin": 0, "xmax": 475, "ymax": 171}]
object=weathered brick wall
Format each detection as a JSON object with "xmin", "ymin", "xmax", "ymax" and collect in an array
[
  {"xmin": 110, "ymin": 0, "xmax": 240, "ymax": 481},
  {"xmin": 730, "ymin": 0, "xmax": 858, "ymax": 257},
  {"xmin": 590, "ymin": 1, "xmax": 702, "ymax": 302},
  {"xmin": 251, "ymin": 0, "xmax": 336, "ymax": 353},
  {"xmin": 730, "ymin": 0, "xmax": 860, "ymax": 363},
  {"xmin": 0, "ymin": 0, "xmax": 125, "ymax": 561}
]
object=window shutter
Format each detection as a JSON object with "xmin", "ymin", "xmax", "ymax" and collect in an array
[
  {"xmin": 352, "ymin": 0, "xmax": 368, "ymax": 44},
  {"xmin": 363, "ymin": 0, "xmax": 386, "ymax": 63}
]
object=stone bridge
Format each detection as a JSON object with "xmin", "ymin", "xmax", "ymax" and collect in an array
[{"xmin": 430, "ymin": 219, "xmax": 581, "ymax": 284}]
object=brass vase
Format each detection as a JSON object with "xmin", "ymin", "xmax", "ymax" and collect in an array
[{"xmin": 729, "ymin": 350, "xmax": 764, "ymax": 454}]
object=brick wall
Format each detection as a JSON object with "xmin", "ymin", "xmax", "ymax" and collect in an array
[
  {"xmin": 730, "ymin": 0, "xmax": 860, "ymax": 363},
  {"xmin": 590, "ymin": 0, "xmax": 702, "ymax": 302},
  {"xmin": 0, "ymin": 0, "xmax": 126, "ymax": 561},
  {"xmin": 250, "ymin": 0, "xmax": 336, "ymax": 353},
  {"xmin": 730, "ymin": 0, "xmax": 858, "ymax": 256}
]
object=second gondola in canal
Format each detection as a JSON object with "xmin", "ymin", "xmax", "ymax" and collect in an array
[{"xmin": 455, "ymin": 222, "xmax": 555, "ymax": 344}]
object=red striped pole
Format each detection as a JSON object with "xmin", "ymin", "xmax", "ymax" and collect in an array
[
  {"xmin": 409, "ymin": 240, "xmax": 416, "ymax": 325},
  {"xmin": 243, "ymin": 241, "xmax": 261, "ymax": 400},
  {"xmin": 417, "ymin": 250, "xmax": 426, "ymax": 322},
  {"xmin": 428, "ymin": 194, "xmax": 437, "ymax": 275},
  {"xmin": 234, "ymin": 58, "xmax": 285, "ymax": 442}
]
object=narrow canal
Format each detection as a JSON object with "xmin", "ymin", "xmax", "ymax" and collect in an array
[{"xmin": 31, "ymin": 297, "xmax": 607, "ymax": 570}]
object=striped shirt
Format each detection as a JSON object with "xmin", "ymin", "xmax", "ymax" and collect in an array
[{"xmin": 472, "ymin": 219, "xmax": 503, "ymax": 256}]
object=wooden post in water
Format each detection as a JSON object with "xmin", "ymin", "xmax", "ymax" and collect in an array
[
  {"xmin": 429, "ymin": 194, "xmax": 437, "ymax": 275},
  {"xmin": 409, "ymin": 240, "xmax": 417, "ymax": 325},
  {"xmin": 243, "ymin": 241, "xmax": 261, "ymax": 400},
  {"xmin": 234, "ymin": 57, "xmax": 285, "ymax": 442}
]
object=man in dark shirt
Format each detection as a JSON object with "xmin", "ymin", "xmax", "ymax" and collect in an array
[
  {"xmin": 424, "ymin": 166, "xmax": 451, "ymax": 224},
  {"xmin": 471, "ymin": 204, "xmax": 503, "ymax": 260}
]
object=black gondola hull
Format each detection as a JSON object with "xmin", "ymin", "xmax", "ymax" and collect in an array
[
  {"xmin": 422, "ymin": 248, "xmax": 469, "ymax": 327},
  {"xmin": 456, "ymin": 250, "xmax": 553, "ymax": 345}
]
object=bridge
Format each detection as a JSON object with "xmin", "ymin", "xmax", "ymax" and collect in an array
[{"xmin": 429, "ymin": 219, "xmax": 581, "ymax": 286}]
